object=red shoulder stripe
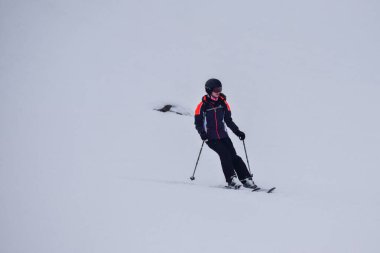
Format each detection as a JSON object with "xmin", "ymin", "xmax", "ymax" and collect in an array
[
  {"xmin": 224, "ymin": 100, "xmax": 231, "ymax": 111},
  {"xmin": 195, "ymin": 102, "xmax": 203, "ymax": 115}
]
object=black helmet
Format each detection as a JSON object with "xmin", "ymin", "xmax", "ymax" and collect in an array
[{"xmin": 205, "ymin": 78, "xmax": 222, "ymax": 95}]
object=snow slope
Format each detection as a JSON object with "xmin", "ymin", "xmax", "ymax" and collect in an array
[{"xmin": 1, "ymin": 0, "xmax": 380, "ymax": 252}]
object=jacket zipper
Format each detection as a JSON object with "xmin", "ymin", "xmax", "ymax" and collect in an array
[{"xmin": 214, "ymin": 109, "xmax": 221, "ymax": 139}]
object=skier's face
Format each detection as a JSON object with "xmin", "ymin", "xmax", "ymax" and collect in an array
[{"xmin": 211, "ymin": 87, "xmax": 222, "ymax": 98}]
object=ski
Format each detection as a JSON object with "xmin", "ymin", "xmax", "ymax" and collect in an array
[
  {"xmin": 224, "ymin": 185, "xmax": 242, "ymax": 190},
  {"xmin": 222, "ymin": 185, "xmax": 276, "ymax": 193},
  {"xmin": 252, "ymin": 187, "xmax": 276, "ymax": 193}
]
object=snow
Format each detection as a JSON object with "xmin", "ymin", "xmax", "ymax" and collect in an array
[{"xmin": 1, "ymin": 0, "xmax": 380, "ymax": 252}]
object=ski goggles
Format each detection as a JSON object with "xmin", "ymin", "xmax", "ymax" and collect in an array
[{"xmin": 212, "ymin": 87, "xmax": 222, "ymax": 93}]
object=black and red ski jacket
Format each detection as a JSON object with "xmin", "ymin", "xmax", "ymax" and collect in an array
[{"xmin": 194, "ymin": 93, "xmax": 240, "ymax": 140}]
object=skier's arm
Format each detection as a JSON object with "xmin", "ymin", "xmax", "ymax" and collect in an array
[
  {"xmin": 194, "ymin": 102, "xmax": 206, "ymax": 136},
  {"xmin": 223, "ymin": 99, "xmax": 246, "ymax": 140},
  {"xmin": 222, "ymin": 100, "xmax": 240, "ymax": 134}
]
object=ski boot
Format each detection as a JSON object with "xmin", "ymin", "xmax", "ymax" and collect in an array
[
  {"xmin": 226, "ymin": 176, "xmax": 241, "ymax": 189},
  {"xmin": 241, "ymin": 177, "xmax": 258, "ymax": 189}
]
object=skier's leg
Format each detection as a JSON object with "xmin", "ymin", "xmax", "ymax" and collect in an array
[
  {"xmin": 206, "ymin": 140, "xmax": 236, "ymax": 182},
  {"xmin": 233, "ymin": 156, "xmax": 252, "ymax": 180},
  {"xmin": 222, "ymin": 137, "xmax": 252, "ymax": 181}
]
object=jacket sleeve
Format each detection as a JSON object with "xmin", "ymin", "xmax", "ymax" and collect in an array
[
  {"xmin": 222, "ymin": 99, "xmax": 240, "ymax": 134},
  {"xmin": 194, "ymin": 102, "xmax": 206, "ymax": 135}
]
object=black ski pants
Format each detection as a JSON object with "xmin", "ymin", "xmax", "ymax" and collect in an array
[{"xmin": 206, "ymin": 137, "xmax": 251, "ymax": 183}]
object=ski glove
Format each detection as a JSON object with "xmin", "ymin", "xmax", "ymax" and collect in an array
[
  {"xmin": 236, "ymin": 130, "xmax": 245, "ymax": 140},
  {"xmin": 200, "ymin": 132, "xmax": 208, "ymax": 141}
]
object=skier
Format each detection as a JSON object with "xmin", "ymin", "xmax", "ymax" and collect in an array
[{"xmin": 194, "ymin": 78, "xmax": 257, "ymax": 189}]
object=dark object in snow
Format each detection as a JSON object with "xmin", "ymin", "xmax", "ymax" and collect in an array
[
  {"xmin": 156, "ymin": 105, "xmax": 173, "ymax": 112},
  {"xmin": 154, "ymin": 104, "xmax": 191, "ymax": 116}
]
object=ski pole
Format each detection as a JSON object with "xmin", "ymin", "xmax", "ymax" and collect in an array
[
  {"xmin": 190, "ymin": 141, "xmax": 205, "ymax": 181},
  {"xmin": 242, "ymin": 140, "xmax": 253, "ymax": 177}
]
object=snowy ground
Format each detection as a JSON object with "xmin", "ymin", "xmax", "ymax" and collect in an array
[{"xmin": 1, "ymin": 0, "xmax": 380, "ymax": 252}]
